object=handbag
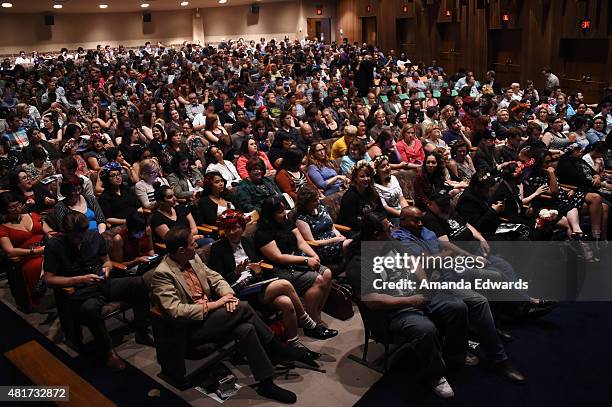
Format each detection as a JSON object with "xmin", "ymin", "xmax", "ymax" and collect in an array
[{"xmin": 323, "ymin": 281, "xmax": 354, "ymax": 320}]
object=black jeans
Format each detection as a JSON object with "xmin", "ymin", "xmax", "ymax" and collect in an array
[
  {"xmin": 188, "ymin": 302, "xmax": 276, "ymax": 381},
  {"xmin": 74, "ymin": 276, "xmax": 150, "ymax": 354}
]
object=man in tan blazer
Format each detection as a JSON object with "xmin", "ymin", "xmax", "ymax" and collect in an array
[{"xmin": 150, "ymin": 226, "xmax": 312, "ymax": 404}]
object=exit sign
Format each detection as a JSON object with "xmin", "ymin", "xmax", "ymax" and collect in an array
[{"xmin": 580, "ymin": 19, "xmax": 591, "ymax": 30}]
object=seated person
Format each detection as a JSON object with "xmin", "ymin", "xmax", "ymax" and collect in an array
[
  {"xmin": 275, "ymin": 148, "xmax": 315, "ymax": 200},
  {"xmin": 204, "ymin": 145, "xmax": 240, "ymax": 188},
  {"xmin": 307, "ymin": 142, "xmax": 346, "ymax": 196},
  {"xmin": 150, "ymin": 184, "xmax": 207, "ymax": 246},
  {"xmin": 295, "ymin": 185, "xmax": 351, "ymax": 265},
  {"xmin": 236, "ymin": 136, "xmax": 275, "ymax": 179},
  {"xmin": 197, "ymin": 171, "xmax": 235, "ymax": 226},
  {"xmin": 150, "ymin": 226, "xmax": 313, "ymax": 404},
  {"xmin": 337, "ymin": 160, "xmax": 386, "ymax": 232},
  {"xmin": 391, "ymin": 206, "xmax": 526, "ymax": 383},
  {"xmin": 255, "ymin": 196, "xmax": 337, "ymax": 339},
  {"xmin": 54, "ymin": 177, "xmax": 107, "ymax": 234},
  {"xmin": 208, "ymin": 210, "xmax": 321, "ymax": 354},
  {"xmin": 0, "ymin": 192, "xmax": 54, "ymax": 310},
  {"xmin": 455, "ymin": 171, "xmax": 504, "ymax": 239},
  {"xmin": 373, "ymin": 155, "xmax": 410, "ymax": 222},
  {"xmin": 43, "ymin": 211, "xmax": 152, "ymax": 371},
  {"xmin": 344, "ymin": 212, "xmax": 458, "ymax": 399},
  {"xmin": 235, "ymin": 157, "xmax": 282, "ymax": 213},
  {"xmin": 98, "ymin": 163, "xmax": 142, "ymax": 226},
  {"xmin": 330, "ymin": 125, "xmax": 357, "ymax": 160},
  {"xmin": 110, "ymin": 212, "xmax": 156, "ymax": 271},
  {"xmin": 134, "ymin": 159, "xmax": 169, "ymax": 210},
  {"xmin": 167, "ymin": 152, "xmax": 205, "ymax": 203},
  {"xmin": 339, "ymin": 139, "xmax": 371, "ymax": 175},
  {"xmin": 8, "ymin": 168, "xmax": 56, "ymax": 213}
]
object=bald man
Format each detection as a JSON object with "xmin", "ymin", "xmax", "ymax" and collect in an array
[
  {"xmin": 392, "ymin": 206, "xmax": 526, "ymax": 384},
  {"xmin": 296, "ymin": 123, "xmax": 314, "ymax": 154}
]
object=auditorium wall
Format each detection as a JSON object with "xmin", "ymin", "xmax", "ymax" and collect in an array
[
  {"xmin": 336, "ymin": 0, "xmax": 612, "ymax": 102},
  {"xmin": 0, "ymin": 1, "xmax": 337, "ymax": 55},
  {"xmin": 0, "ymin": 10, "xmax": 194, "ymax": 55}
]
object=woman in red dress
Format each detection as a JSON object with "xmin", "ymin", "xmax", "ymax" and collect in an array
[{"xmin": 0, "ymin": 192, "xmax": 54, "ymax": 311}]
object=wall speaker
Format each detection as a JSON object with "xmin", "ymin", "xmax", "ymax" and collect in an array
[
  {"xmin": 143, "ymin": 12, "xmax": 152, "ymax": 23},
  {"xmin": 251, "ymin": 4, "xmax": 260, "ymax": 13},
  {"xmin": 45, "ymin": 15, "xmax": 55, "ymax": 26}
]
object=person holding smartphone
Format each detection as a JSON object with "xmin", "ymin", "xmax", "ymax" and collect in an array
[{"xmin": 44, "ymin": 211, "xmax": 152, "ymax": 371}]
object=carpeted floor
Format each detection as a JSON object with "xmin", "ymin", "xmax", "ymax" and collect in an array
[
  {"xmin": 355, "ymin": 301, "xmax": 612, "ymax": 407},
  {"xmin": 0, "ymin": 300, "xmax": 188, "ymax": 406}
]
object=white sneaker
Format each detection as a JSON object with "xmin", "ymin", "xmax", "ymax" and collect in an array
[{"xmin": 431, "ymin": 376, "xmax": 455, "ymax": 399}]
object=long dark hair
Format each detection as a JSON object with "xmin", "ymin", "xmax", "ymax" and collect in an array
[
  {"xmin": 422, "ymin": 152, "xmax": 446, "ymax": 187},
  {"xmin": 280, "ymin": 148, "xmax": 304, "ymax": 171},
  {"xmin": 258, "ymin": 195, "xmax": 286, "ymax": 229}
]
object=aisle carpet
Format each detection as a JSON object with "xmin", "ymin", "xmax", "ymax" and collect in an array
[{"xmin": 355, "ymin": 301, "xmax": 612, "ymax": 407}]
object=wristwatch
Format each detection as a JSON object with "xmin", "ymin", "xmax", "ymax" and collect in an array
[{"xmin": 303, "ymin": 257, "xmax": 309, "ymax": 265}]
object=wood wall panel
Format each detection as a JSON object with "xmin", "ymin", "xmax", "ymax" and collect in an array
[{"xmin": 335, "ymin": 0, "xmax": 612, "ymax": 101}]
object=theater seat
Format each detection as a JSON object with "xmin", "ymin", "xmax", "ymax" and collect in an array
[{"xmin": 150, "ymin": 307, "xmax": 236, "ymax": 390}]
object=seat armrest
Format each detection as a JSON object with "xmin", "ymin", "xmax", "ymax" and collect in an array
[
  {"xmin": 334, "ymin": 224, "xmax": 352, "ymax": 232},
  {"xmin": 306, "ymin": 240, "xmax": 320, "ymax": 247},
  {"xmin": 196, "ymin": 226, "xmax": 214, "ymax": 234},
  {"xmin": 200, "ymin": 224, "xmax": 219, "ymax": 231}
]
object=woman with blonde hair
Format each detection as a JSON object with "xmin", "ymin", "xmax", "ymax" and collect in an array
[
  {"xmin": 438, "ymin": 105, "xmax": 456, "ymax": 131},
  {"xmin": 134, "ymin": 159, "xmax": 168, "ymax": 209},
  {"xmin": 396, "ymin": 123, "xmax": 425, "ymax": 167}
]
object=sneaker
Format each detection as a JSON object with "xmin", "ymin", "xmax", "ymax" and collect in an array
[{"xmin": 431, "ymin": 376, "xmax": 454, "ymax": 399}]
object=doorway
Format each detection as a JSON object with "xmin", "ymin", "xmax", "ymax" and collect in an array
[
  {"xmin": 361, "ymin": 16, "xmax": 377, "ymax": 45},
  {"xmin": 307, "ymin": 18, "xmax": 331, "ymax": 43},
  {"xmin": 436, "ymin": 23, "xmax": 461, "ymax": 76},
  {"xmin": 488, "ymin": 29, "xmax": 522, "ymax": 87},
  {"xmin": 396, "ymin": 18, "xmax": 416, "ymax": 56}
]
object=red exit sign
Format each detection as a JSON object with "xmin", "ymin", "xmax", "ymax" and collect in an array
[{"xmin": 580, "ymin": 20, "xmax": 591, "ymax": 30}]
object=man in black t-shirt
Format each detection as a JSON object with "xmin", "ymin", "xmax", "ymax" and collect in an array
[{"xmin": 44, "ymin": 211, "xmax": 152, "ymax": 371}]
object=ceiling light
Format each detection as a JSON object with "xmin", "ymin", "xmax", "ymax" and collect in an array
[
  {"xmin": 99, "ymin": 4, "xmax": 108, "ymax": 9},
  {"xmin": 53, "ymin": 4, "xmax": 63, "ymax": 9},
  {"xmin": 141, "ymin": 3, "xmax": 150, "ymax": 7},
  {"xmin": 180, "ymin": 1, "xmax": 189, "ymax": 5},
  {"xmin": 1, "ymin": 2, "xmax": 13, "ymax": 8},
  {"xmin": 218, "ymin": 0, "xmax": 227, "ymax": 3}
]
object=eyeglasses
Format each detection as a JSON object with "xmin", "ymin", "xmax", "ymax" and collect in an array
[
  {"xmin": 109, "ymin": 173, "xmax": 122, "ymax": 178},
  {"xmin": 18, "ymin": 175, "xmax": 31, "ymax": 181},
  {"xmin": 165, "ymin": 194, "xmax": 175, "ymax": 199}
]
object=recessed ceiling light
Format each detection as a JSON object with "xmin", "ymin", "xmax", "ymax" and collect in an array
[
  {"xmin": 99, "ymin": 4, "xmax": 108, "ymax": 9},
  {"xmin": 218, "ymin": 0, "xmax": 227, "ymax": 3},
  {"xmin": 180, "ymin": 1, "xmax": 189, "ymax": 6},
  {"xmin": 1, "ymin": 2, "xmax": 13, "ymax": 8},
  {"xmin": 53, "ymin": 4, "xmax": 63, "ymax": 9},
  {"xmin": 141, "ymin": 3, "xmax": 150, "ymax": 8}
]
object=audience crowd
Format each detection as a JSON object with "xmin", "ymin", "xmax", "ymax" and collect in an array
[{"xmin": 0, "ymin": 36, "xmax": 611, "ymax": 403}]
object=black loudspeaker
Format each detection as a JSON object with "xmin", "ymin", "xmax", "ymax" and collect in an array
[
  {"xmin": 251, "ymin": 4, "xmax": 259, "ymax": 13},
  {"xmin": 45, "ymin": 15, "xmax": 55, "ymax": 26},
  {"xmin": 143, "ymin": 12, "xmax": 152, "ymax": 23}
]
